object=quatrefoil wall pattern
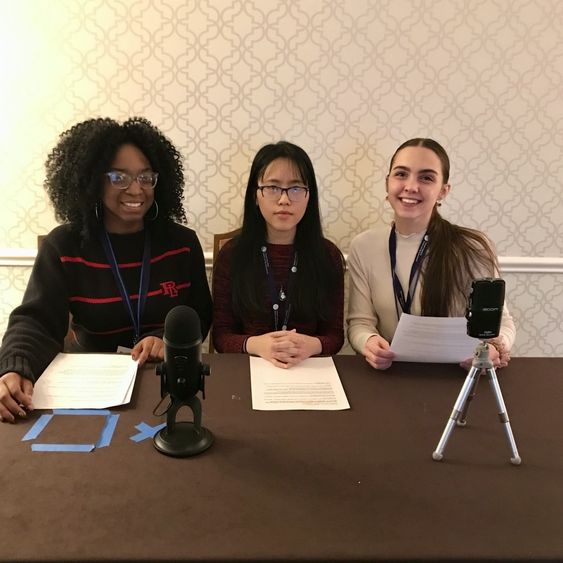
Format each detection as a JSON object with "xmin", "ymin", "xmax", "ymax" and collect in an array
[{"xmin": 1, "ymin": 0, "xmax": 562, "ymax": 355}]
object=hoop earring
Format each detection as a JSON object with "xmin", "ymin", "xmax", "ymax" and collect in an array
[
  {"xmin": 436, "ymin": 200, "xmax": 442, "ymax": 207},
  {"xmin": 146, "ymin": 200, "xmax": 159, "ymax": 221},
  {"xmin": 94, "ymin": 201, "xmax": 103, "ymax": 222}
]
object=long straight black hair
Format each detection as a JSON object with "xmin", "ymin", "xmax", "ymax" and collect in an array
[
  {"xmin": 389, "ymin": 138, "xmax": 498, "ymax": 316},
  {"xmin": 231, "ymin": 141, "xmax": 343, "ymax": 321}
]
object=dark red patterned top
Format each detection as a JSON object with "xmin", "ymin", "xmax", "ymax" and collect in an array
[{"xmin": 212, "ymin": 239, "xmax": 344, "ymax": 354}]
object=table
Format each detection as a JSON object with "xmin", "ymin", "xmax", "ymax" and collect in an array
[{"xmin": 1, "ymin": 355, "xmax": 562, "ymax": 561}]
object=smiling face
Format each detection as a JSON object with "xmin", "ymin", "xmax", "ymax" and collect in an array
[
  {"xmin": 386, "ymin": 146, "xmax": 450, "ymax": 235},
  {"xmin": 101, "ymin": 143, "xmax": 155, "ymax": 234},
  {"xmin": 256, "ymin": 157, "xmax": 309, "ymax": 244}
]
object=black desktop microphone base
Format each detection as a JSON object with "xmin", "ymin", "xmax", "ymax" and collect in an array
[
  {"xmin": 154, "ymin": 422, "xmax": 214, "ymax": 457},
  {"xmin": 153, "ymin": 395, "xmax": 214, "ymax": 457}
]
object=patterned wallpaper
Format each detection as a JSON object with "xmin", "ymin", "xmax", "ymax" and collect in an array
[{"xmin": 1, "ymin": 0, "xmax": 563, "ymax": 355}]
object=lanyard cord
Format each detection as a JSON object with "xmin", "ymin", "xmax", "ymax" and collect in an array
[
  {"xmin": 100, "ymin": 228, "xmax": 152, "ymax": 345},
  {"xmin": 388, "ymin": 224, "xmax": 429, "ymax": 320},
  {"xmin": 261, "ymin": 245, "xmax": 298, "ymax": 331}
]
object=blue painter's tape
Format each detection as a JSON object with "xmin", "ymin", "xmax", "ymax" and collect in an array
[
  {"xmin": 130, "ymin": 421, "xmax": 166, "ymax": 442},
  {"xmin": 22, "ymin": 414, "xmax": 54, "ymax": 441},
  {"xmin": 32, "ymin": 443, "xmax": 95, "ymax": 452},
  {"xmin": 27, "ymin": 410, "xmax": 119, "ymax": 452},
  {"xmin": 96, "ymin": 414, "xmax": 120, "ymax": 448},
  {"xmin": 53, "ymin": 409, "xmax": 111, "ymax": 416}
]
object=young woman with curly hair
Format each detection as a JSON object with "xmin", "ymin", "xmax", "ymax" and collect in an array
[
  {"xmin": 0, "ymin": 117, "xmax": 211, "ymax": 422},
  {"xmin": 347, "ymin": 138, "xmax": 516, "ymax": 371},
  {"xmin": 212, "ymin": 141, "xmax": 345, "ymax": 368}
]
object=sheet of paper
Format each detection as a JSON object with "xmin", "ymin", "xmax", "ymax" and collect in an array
[
  {"xmin": 250, "ymin": 356, "xmax": 350, "ymax": 411},
  {"xmin": 32, "ymin": 353, "xmax": 139, "ymax": 409},
  {"xmin": 390, "ymin": 314, "xmax": 479, "ymax": 363}
]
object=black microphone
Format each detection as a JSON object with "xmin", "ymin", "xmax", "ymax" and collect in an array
[
  {"xmin": 153, "ymin": 306, "xmax": 213, "ymax": 457},
  {"xmin": 159, "ymin": 305, "xmax": 207, "ymax": 401}
]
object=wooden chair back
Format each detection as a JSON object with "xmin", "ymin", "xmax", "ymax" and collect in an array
[{"xmin": 212, "ymin": 227, "xmax": 242, "ymax": 267}]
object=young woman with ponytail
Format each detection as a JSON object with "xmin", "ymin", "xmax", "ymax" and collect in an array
[{"xmin": 347, "ymin": 138, "xmax": 515, "ymax": 370}]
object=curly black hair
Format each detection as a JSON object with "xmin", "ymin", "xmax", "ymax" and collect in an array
[{"xmin": 44, "ymin": 116, "xmax": 186, "ymax": 240}]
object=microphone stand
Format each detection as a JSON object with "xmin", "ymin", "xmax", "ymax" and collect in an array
[
  {"xmin": 154, "ymin": 364, "xmax": 214, "ymax": 457},
  {"xmin": 432, "ymin": 340, "xmax": 521, "ymax": 465}
]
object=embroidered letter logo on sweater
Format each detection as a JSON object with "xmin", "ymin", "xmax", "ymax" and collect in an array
[{"xmin": 161, "ymin": 281, "xmax": 179, "ymax": 298}]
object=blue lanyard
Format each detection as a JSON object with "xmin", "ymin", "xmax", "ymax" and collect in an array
[
  {"xmin": 261, "ymin": 245, "xmax": 298, "ymax": 331},
  {"xmin": 388, "ymin": 224, "xmax": 428, "ymax": 319},
  {"xmin": 100, "ymin": 228, "xmax": 152, "ymax": 344}
]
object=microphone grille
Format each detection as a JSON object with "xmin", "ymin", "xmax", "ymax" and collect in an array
[{"xmin": 163, "ymin": 305, "xmax": 202, "ymax": 347}]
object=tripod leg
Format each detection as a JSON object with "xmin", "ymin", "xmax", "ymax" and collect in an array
[
  {"xmin": 485, "ymin": 368, "xmax": 522, "ymax": 465},
  {"xmin": 457, "ymin": 370, "xmax": 482, "ymax": 426},
  {"xmin": 432, "ymin": 366, "xmax": 481, "ymax": 461}
]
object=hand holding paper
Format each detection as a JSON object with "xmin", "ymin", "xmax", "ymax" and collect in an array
[{"xmin": 364, "ymin": 335, "xmax": 395, "ymax": 370}]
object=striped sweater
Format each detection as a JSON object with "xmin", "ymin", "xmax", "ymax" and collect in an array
[{"xmin": 0, "ymin": 222, "xmax": 212, "ymax": 383}]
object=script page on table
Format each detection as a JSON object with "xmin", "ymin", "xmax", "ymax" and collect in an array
[
  {"xmin": 390, "ymin": 313, "xmax": 479, "ymax": 363},
  {"xmin": 250, "ymin": 356, "xmax": 350, "ymax": 411},
  {"xmin": 32, "ymin": 353, "xmax": 139, "ymax": 409}
]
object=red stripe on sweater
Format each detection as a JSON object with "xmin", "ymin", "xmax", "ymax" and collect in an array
[
  {"xmin": 60, "ymin": 246, "xmax": 191, "ymax": 269},
  {"xmin": 77, "ymin": 322, "xmax": 165, "ymax": 336},
  {"xmin": 69, "ymin": 282, "xmax": 191, "ymax": 303}
]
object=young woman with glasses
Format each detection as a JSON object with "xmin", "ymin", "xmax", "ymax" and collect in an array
[
  {"xmin": 212, "ymin": 141, "xmax": 345, "ymax": 368},
  {"xmin": 347, "ymin": 138, "xmax": 515, "ymax": 371},
  {"xmin": 0, "ymin": 117, "xmax": 211, "ymax": 422}
]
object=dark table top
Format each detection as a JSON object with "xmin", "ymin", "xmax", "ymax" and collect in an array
[{"xmin": 1, "ymin": 354, "xmax": 562, "ymax": 562}]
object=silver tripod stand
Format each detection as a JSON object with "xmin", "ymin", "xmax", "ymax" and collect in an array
[{"xmin": 432, "ymin": 340, "xmax": 521, "ymax": 465}]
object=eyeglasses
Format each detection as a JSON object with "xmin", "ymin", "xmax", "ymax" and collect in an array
[
  {"xmin": 258, "ymin": 185, "xmax": 309, "ymax": 202},
  {"xmin": 105, "ymin": 171, "xmax": 159, "ymax": 190}
]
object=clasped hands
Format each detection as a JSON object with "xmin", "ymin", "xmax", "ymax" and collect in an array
[
  {"xmin": 246, "ymin": 329, "xmax": 322, "ymax": 369},
  {"xmin": 364, "ymin": 334, "xmax": 509, "ymax": 371}
]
